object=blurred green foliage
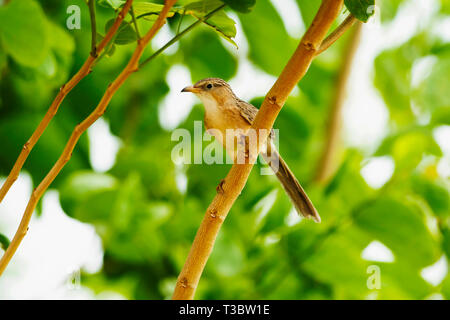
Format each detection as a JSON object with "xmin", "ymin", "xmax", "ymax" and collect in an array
[{"xmin": 0, "ymin": 0, "xmax": 449, "ymax": 300}]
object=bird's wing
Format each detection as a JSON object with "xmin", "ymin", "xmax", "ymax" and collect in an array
[
  {"xmin": 237, "ymin": 100, "xmax": 258, "ymax": 125},
  {"xmin": 238, "ymin": 100, "xmax": 275, "ymax": 140}
]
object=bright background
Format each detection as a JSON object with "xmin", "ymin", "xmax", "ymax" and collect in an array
[{"xmin": 0, "ymin": 0, "xmax": 449, "ymax": 299}]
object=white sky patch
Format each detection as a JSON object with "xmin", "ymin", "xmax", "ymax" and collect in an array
[
  {"xmin": 151, "ymin": 23, "xmax": 178, "ymax": 55},
  {"xmin": 270, "ymin": 0, "xmax": 304, "ymax": 39},
  {"xmin": 431, "ymin": 16, "xmax": 450, "ymax": 42},
  {"xmin": 343, "ymin": 0, "xmax": 439, "ymax": 152},
  {"xmin": 433, "ymin": 126, "xmax": 450, "ymax": 155},
  {"xmin": 421, "ymin": 255, "xmax": 448, "ymax": 286},
  {"xmin": 361, "ymin": 156, "xmax": 395, "ymax": 189},
  {"xmin": 224, "ymin": 14, "xmax": 280, "ymax": 102},
  {"xmin": 285, "ymin": 207, "xmax": 301, "ymax": 227},
  {"xmin": 175, "ymin": 164, "xmax": 188, "ymax": 194},
  {"xmin": 159, "ymin": 64, "xmax": 197, "ymax": 130},
  {"xmin": 0, "ymin": 189, "xmax": 103, "ymax": 299},
  {"xmin": 361, "ymin": 240, "xmax": 395, "ymax": 263},
  {"xmin": 88, "ymin": 118, "xmax": 121, "ymax": 173},
  {"xmin": 434, "ymin": 126, "xmax": 450, "ymax": 178},
  {"xmin": 411, "ymin": 56, "xmax": 437, "ymax": 88}
]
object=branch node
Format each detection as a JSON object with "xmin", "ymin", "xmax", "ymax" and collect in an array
[
  {"xmin": 303, "ymin": 41, "xmax": 317, "ymax": 52},
  {"xmin": 22, "ymin": 141, "xmax": 30, "ymax": 152},
  {"xmin": 209, "ymin": 209, "xmax": 217, "ymax": 219},
  {"xmin": 216, "ymin": 179, "xmax": 225, "ymax": 194},
  {"xmin": 180, "ymin": 277, "xmax": 189, "ymax": 288}
]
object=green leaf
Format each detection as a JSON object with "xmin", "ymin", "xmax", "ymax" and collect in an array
[
  {"xmin": 442, "ymin": 273, "xmax": 450, "ymax": 300},
  {"xmin": 354, "ymin": 197, "xmax": 439, "ymax": 268},
  {"xmin": 413, "ymin": 53, "xmax": 450, "ymax": 115},
  {"xmin": 411, "ymin": 175, "xmax": 450, "ymax": 217},
  {"xmin": 376, "ymin": 128, "xmax": 442, "ymax": 172},
  {"xmin": 344, "ymin": 0, "xmax": 376, "ymax": 22},
  {"xmin": 183, "ymin": 1, "xmax": 237, "ymax": 46},
  {"xmin": 377, "ymin": 0, "xmax": 405, "ymax": 23},
  {"xmin": 0, "ymin": 0, "xmax": 49, "ymax": 68},
  {"xmin": 105, "ymin": 20, "xmax": 137, "ymax": 45},
  {"xmin": 220, "ymin": 0, "xmax": 256, "ymax": 13},
  {"xmin": 201, "ymin": 10, "xmax": 237, "ymax": 46},
  {"xmin": 0, "ymin": 233, "xmax": 10, "ymax": 251},
  {"xmin": 377, "ymin": 262, "xmax": 432, "ymax": 299},
  {"xmin": 96, "ymin": 33, "xmax": 116, "ymax": 56},
  {"xmin": 302, "ymin": 232, "xmax": 370, "ymax": 294},
  {"xmin": 59, "ymin": 171, "xmax": 119, "ymax": 219},
  {"xmin": 239, "ymin": 0, "xmax": 296, "ymax": 75},
  {"xmin": 441, "ymin": 0, "xmax": 450, "ymax": 14},
  {"xmin": 133, "ymin": 1, "xmax": 237, "ymax": 46},
  {"xmin": 133, "ymin": 2, "xmax": 178, "ymax": 20},
  {"xmin": 181, "ymin": 30, "xmax": 237, "ymax": 81},
  {"xmin": 98, "ymin": 0, "xmax": 125, "ymax": 10},
  {"xmin": 296, "ymin": 0, "xmax": 321, "ymax": 28}
]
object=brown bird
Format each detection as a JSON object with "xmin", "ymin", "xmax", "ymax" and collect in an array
[{"xmin": 182, "ymin": 78, "xmax": 320, "ymax": 223}]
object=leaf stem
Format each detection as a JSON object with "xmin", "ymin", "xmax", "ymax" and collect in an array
[{"xmin": 139, "ymin": 4, "xmax": 226, "ymax": 68}]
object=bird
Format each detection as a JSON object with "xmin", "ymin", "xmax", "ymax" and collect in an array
[{"xmin": 181, "ymin": 78, "xmax": 320, "ymax": 223}]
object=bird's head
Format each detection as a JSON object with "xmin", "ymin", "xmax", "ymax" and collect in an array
[{"xmin": 181, "ymin": 78, "xmax": 237, "ymax": 107}]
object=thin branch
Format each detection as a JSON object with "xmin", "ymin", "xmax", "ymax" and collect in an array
[
  {"xmin": 316, "ymin": 14, "xmax": 357, "ymax": 56},
  {"xmin": 314, "ymin": 21, "xmax": 363, "ymax": 183},
  {"xmin": 0, "ymin": 0, "xmax": 177, "ymax": 277},
  {"xmin": 130, "ymin": 5, "xmax": 141, "ymax": 40},
  {"xmin": 88, "ymin": 0, "xmax": 98, "ymax": 57},
  {"xmin": 140, "ymin": 4, "xmax": 226, "ymax": 68},
  {"xmin": 176, "ymin": 9, "xmax": 186, "ymax": 35},
  {"xmin": 172, "ymin": 0, "xmax": 345, "ymax": 300},
  {"xmin": 0, "ymin": 0, "xmax": 134, "ymax": 206}
]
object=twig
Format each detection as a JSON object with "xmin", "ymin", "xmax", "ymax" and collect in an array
[
  {"xmin": 130, "ymin": 5, "xmax": 141, "ymax": 40},
  {"xmin": 0, "ymin": 0, "xmax": 177, "ymax": 277},
  {"xmin": 176, "ymin": 9, "xmax": 186, "ymax": 35},
  {"xmin": 314, "ymin": 21, "xmax": 362, "ymax": 183},
  {"xmin": 0, "ymin": 0, "xmax": 134, "ymax": 205},
  {"xmin": 316, "ymin": 14, "xmax": 357, "ymax": 56},
  {"xmin": 172, "ymin": 0, "xmax": 345, "ymax": 300},
  {"xmin": 140, "ymin": 4, "xmax": 226, "ymax": 68},
  {"xmin": 88, "ymin": 0, "xmax": 98, "ymax": 57}
]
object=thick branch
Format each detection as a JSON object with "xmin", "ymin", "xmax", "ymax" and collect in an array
[
  {"xmin": 172, "ymin": 0, "xmax": 345, "ymax": 300},
  {"xmin": 0, "ymin": 0, "xmax": 177, "ymax": 277},
  {"xmin": 0, "ymin": 0, "xmax": 133, "ymax": 205},
  {"xmin": 314, "ymin": 21, "xmax": 362, "ymax": 183}
]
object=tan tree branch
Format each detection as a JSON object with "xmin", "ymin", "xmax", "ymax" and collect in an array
[
  {"xmin": 0, "ymin": 0, "xmax": 134, "ymax": 205},
  {"xmin": 0, "ymin": 0, "xmax": 177, "ymax": 277},
  {"xmin": 172, "ymin": 0, "xmax": 345, "ymax": 300},
  {"xmin": 314, "ymin": 21, "xmax": 363, "ymax": 183}
]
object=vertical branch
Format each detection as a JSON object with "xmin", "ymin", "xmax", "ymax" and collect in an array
[
  {"xmin": 172, "ymin": 0, "xmax": 345, "ymax": 300},
  {"xmin": 130, "ymin": 5, "xmax": 142, "ymax": 40},
  {"xmin": 314, "ymin": 21, "xmax": 363, "ymax": 184},
  {"xmin": 0, "ymin": 0, "xmax": 133, "ymax": 205},
  {"xmin": 88, "ymin": 0, "xmax": 98, "ymax": 57},
  {"xmin": 0, "ymin": 0, "xmax": 177, "ymax": 277}
]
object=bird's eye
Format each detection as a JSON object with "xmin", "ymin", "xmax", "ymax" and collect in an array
[{"xmin": 206, "ymin": 83, "xmax": 213, "ymax": 89}]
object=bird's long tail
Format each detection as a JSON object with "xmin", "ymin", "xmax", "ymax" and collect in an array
[{"xmin": 261, "ymin": 145, "xmax": 321, "ymax": 223}]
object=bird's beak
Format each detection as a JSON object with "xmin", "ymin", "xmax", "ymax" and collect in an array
[{"xmin": 181, "ymin": 86, "xmax": 200, "ymax": 93}]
